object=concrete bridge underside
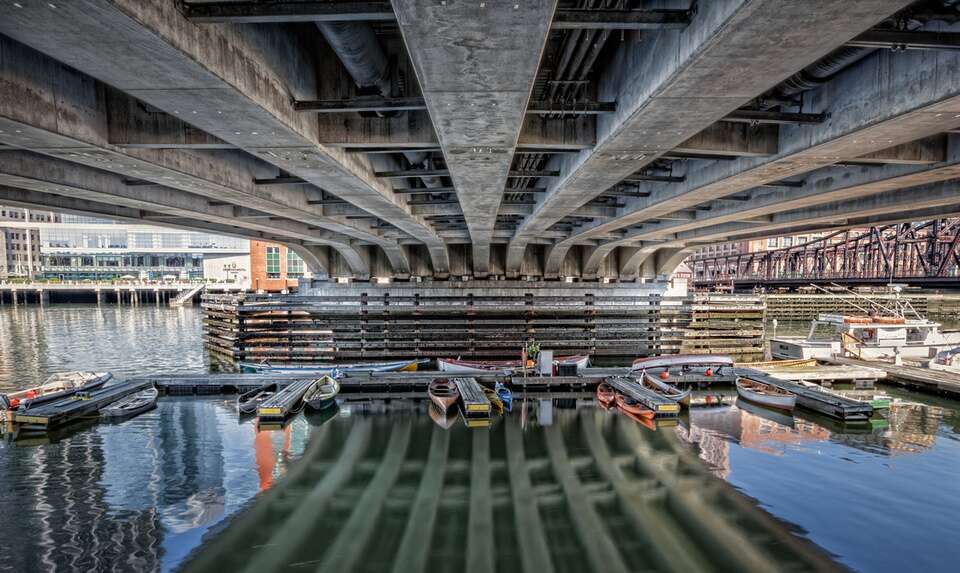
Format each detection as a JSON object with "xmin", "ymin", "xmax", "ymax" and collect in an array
[{"xmin": 3, "ymin": 0, "xmax": 960, "ymax": 281}]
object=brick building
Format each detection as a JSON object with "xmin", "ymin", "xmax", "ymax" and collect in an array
[{"xmin": 250, "ymin": 241, "xmax": 306, "ymax": 292}]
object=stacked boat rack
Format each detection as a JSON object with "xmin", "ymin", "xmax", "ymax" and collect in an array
[{"xmin": 2, "ymin": 353, "xmax": 899, "ymax": 440}]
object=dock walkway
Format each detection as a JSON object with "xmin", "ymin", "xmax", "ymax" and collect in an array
[
  {"xmin": 735, "ymin": 368, "xmax": 873, "ymax": 421},
  {"xmin": 825, "ymin": 357, "xmax": 960, "ymax": 398},
  {"xmin": 14, "ymin": 379, "xmax": 151, "ymax": 430},
  {"xmin": 258, "ymin": 379, "xmax": 316, "ymax": 421},
  {"xmin": 605, "ymin": 376, "xmax": 680, "ymax": 417},
  {"xmin": 452, "ymin": 378, "xmax": 490, "ymax": 417}
]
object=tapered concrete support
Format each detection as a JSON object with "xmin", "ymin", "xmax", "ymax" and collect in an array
[
  {"xmin": 288, "ymin": 245, "xmax": 336, "ymax": 281},
  {"xmin": 621, "ymin": 245, "xmax": 661, "ymax": 281},
  {"xmin": 505, "ymin": 0, "xmax": 912, "ymax": 276},
  {"xmin": 395, "ymin": 0, "xmax": 557, "ymax": 277},
  {"xmin": 0, "ymin": 0, "xmax": 443, "ymax": 275}
]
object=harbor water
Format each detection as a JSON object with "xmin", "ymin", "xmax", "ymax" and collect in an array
[{"xmin": 2, "ymin": 304, "xmax": 960, "ymax": 572}]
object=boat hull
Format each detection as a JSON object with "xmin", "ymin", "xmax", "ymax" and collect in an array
[
  {"xmin": 632, "ymin": 354, "xmax": 734, "ymax": 371},
  {"xmin": 428, "ymin": 380, "xmax": 460, "ymax": 411},
  {"xmin": 101, "ymin": 388, "xmax": 158, "ymax": 420},
  {"xmin": 303, "ymin": 377, "xmax": 340, "ymax": 411},
  {"xmin": 640, "ymin": 372, "xmax": 692, "ymax": 407},
  {"xmin": 437, "ymin": 358, "xmax": 526, "ymax": 373},
  {"xmin": 239, "ymin": 359, "xmax": 425, "ymax": 375},
  {"xmin": 596, "ymin": 383, "xmax": 616, "ymax": 408},
  {"xmin": 615, "ymin": 394, "xmax": 655, "ymax": 419},
  {"xmin": 1, "ymin": 372, "xmax": 112, "ymax": 410},
  {"xmin": 736, "ymin": 380, "xmax": 797, "ymax": 411}
]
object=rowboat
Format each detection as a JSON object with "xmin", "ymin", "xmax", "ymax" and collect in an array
[
  {"xmin": 736, "ymin": 377, "xmax": 797, "ymax": 411},
  {"xmin": 596, "ymin": 382, "xmax": 616, "ymax": 408},
  {"xmin": 428, "ymin": 379, "xmax": 460, "ymax": 412},
  {"xmin": 495, "ymin": 382, "xmax": 512, "ymax": 412},
  {"xmin": 638, "ymin": 371, "xmax": 692, "ymax": 407},
  {"xmin": 238, "ymin": 358, "xmax": 426, "ymax": 375},
  {"xmin": 237, "ymin": 383, "xmax": 278, "ymax": 415},
  {"xmin": 0, "ymin": 372, "xmax": 112, "ymax": 411},
  {"xmin": 615, "ymin": 393, "xmax": 655, "ymax": 419},
  {"xmin": 302, "ymin": 376, "xmax": 339, "ymax": 411},
  {"xmin": 100, "ymin": 387, "xmax": 158, "ymax": 420},
  {"xmin": 428, "ymin": 403, "xmax": 457, "ymax": 429},
  {"xmin": 437, "ymin": 357, "xmax": 532, "ymax": 373}
]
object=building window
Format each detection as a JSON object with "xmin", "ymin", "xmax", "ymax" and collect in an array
[
  {"xmin": 767, "ymin": 238, "xmax": 778, "ymax": 248},
  {"xmin": 266, "ymin": 247, "xmax": 281, "ymax": 278},
  {"xmin": 287, "ymin": 250, "xmax": 304, "ymax": 277},
  {"xmin": 783, "ymin": 236, "xmax": 794, "ymax": 247}
]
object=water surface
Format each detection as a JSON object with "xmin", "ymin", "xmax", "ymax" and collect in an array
[{"xmin": 1, "ymin": 304, "xmax": 959, "ymax": 572}]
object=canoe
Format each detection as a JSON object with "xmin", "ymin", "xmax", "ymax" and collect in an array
[
  {"xmin": 238, "ymin": 358, "xmax": 427, "ymax": 375},
  {"xmin": 0, "ymin": 372, "xmax": 112, "ymax": 411},
  {"xmin": 438, "ymin": 357, "xmax": 532, "ymax": 373},
  {"xmin": 428, "ymin": 379, "xmax": 460, "ymax": 412},
  {"xmin": 303, "ymin": 376, "xmax": 339, "ymax": 411},
  {"xmin": 495, "ymin": 382, "xmax": 513, "ymax": 412},
  {"xmin": 101, "ymin": 387, "xmax": 158, "ymax": 420},
  {"xmin": 615, "ymin": 393, "xmax": 655, "ymax": 419},
  {"xmin": 631, "ymin": 354, "xmax": 734, "ymax": 371},
  {"xmin": 736, "ymin": 377, "xmax": 797, "ymax": 411},
  {"xmin": 596, "ymin": 382, "xmax": 616, "ymax": 408},
  {"xmin": 639, "ymin": 371, "xmax": 692, "ymax": 407},
  {"xmin": 237, "ymin": 383, "xmax": 278, "ymax": 415}
]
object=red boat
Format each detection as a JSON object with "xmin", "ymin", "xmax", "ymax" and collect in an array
[
  {"xmin": 596, "ymin": 382, "xmax": 616, "ymax": 408},
  {"xmin": 615, "ymin": 393, "xmax": 655, "ymax": 419},
  {"xmin": 428, "ymin": 379, "xmax": 460, "ymax": 411}
]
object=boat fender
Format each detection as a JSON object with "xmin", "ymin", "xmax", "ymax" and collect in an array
[
  {"xmin": 705, "ymin": 368, "xmax": 714, "ymax": 377},
  {"xmin": 26, "ymin": 390, "xmax": 37, "ymax": 399},
  {"xmin": 659, "ymin": 371, "xmax": 670, "ymax": 380}
]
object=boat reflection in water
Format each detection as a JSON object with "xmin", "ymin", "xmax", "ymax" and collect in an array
[{"xmin": 184, "ymin": 397, "xmax": 839, "ymax": 573}]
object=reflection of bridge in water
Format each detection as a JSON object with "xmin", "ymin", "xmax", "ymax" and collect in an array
[{"xmin": 185, "ymin": 405, "xmax": 840, "ymax": 572}]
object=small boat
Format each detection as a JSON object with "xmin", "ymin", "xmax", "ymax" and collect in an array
[
  {"xmin": 596, "ymin": 382, "xmax": 616, "ymax": 408},
  {"xmin": 795, "ymin": 380, "xmax": 891, "ymax": 410},
  {"xmin": 736, "ymin": 377, "xmax": 797, "ymax": 411},
  {"xmin": 631, "ymin": 354, "xmax": 734, "ymax": 372},
  {"xmin": 438, "ymin": 357, "xmax": 532, "ymax": 374},
  {"xmin": 100, "ymin": 387, "xmax": 158, "ymax": 420},
  {"xmin": 483, "ymin": 386, "xmax": 504, "ymax": 414},
  {"xmin": 737, "ymin": 358, "xmax": 818, "ymax": 370},
  {"xmin": 429, "ymin": 403, "xmax": 457, "ymax": 429},
  {"xmin": 302, "ymin": 376, "xmax": 339, "ymax": 411},
  {"xmin": 0, "ymin": 372, "xmax": 112, "ymax": 411},
  {"xmin": 237, "ymin": 383, "xmax": 278, "ymax": 415},
  {"xmin": 615, "ymin": 393, "xmax": 655, "ymax": 419},
  {"xmin": 238, "ymin": 358, "xmax": 426, "ymax": 375},
  {"xmin": 639, "ymin": 371, "xmax": 692, "ymax": 407},
  {"xmin": 495, "ymin": 382, "xmax": 512, "ymax": 412},
  {"xmin": 428, "ymin": 379, "xmax": 460, "ymax": 412},
  {"xmin": 554, "ymin": 355, "xmax": 590, "ymax": 372}
]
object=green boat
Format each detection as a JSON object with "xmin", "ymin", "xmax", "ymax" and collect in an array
[{"xmin": 303, "ymin": 376, "xmax": 340, "ymax": 411}]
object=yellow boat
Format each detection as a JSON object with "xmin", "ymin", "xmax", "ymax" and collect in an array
[{"xmin": 737, "ymin": 358, "xmax": 817, "ymax": 370}]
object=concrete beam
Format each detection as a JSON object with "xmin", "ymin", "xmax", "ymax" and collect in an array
[
  {"xmin": 581, "ymin": 138, "xmax": 960, "ymax": 276},
  {"xmin": 0, "ymin": 0, "xmax": 448, "ymax": 275},
  {"xmin": 541, "ymin": 39, "xmax": 960, "ymax": 277},
  {"xmin": 0, "ymin": 149, "xmax": 373, "ymax": 278},
  {"xmin": 394, "ymin": 0, "xmax": 557, "ymax": 277},
  {"xmin": 0, "ymin": 33, "xmax": 409, "ymax": 274},
  {"xmin": 673, "ymin": 123, "xmax": 778, "ymax": 158},
  {"xmin": 505, "ymin": 0, "xmax": 912, "ymax": 277}
]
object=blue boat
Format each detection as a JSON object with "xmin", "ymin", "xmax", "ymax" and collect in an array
[
  {"xmin": 495, "ymin": 382, "xmax": 513, "ymax": 412},
  {"xmin": 238, "ymin": 358, "xmax": 427, "ymax": 375}
]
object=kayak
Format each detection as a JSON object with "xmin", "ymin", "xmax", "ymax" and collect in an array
[{"xmin": 239, "ymin": 358, "xmax": 427, "ymax": 375}]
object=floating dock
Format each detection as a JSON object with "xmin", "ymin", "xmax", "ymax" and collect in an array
[
  {"xmin": 452, "ymin": 377, "xmax": 491, "ymax": 417},
  {"xmin": 605, "ymin": 376, "xmax": 680, "ymax": 417},
  {"xmin": 13, "ymin": 380, "xmax": 151, "ymax": 431},
  {"xmin": 257, "ymin": 379, "xmax": 316, "ymax": 421},
  {"xmin": 751, "ymin": 364, "xmax": 885, "ymax": 385},
  {"xmin": 825, "ymin": 357, "xmax": 960, "ymax": 398},
  {"xmin": 735, "ymin": 368, "xmax": 874, "ymax": 421}
]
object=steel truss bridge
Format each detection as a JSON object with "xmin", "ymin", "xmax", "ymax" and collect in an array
[{"xmin": 691, "ymin": 218, "xmax": 960, "ymax": 289}]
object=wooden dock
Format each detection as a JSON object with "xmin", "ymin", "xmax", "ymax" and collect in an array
[
  {"xmin": 13, "ymin": 379, "xmax": 151, "ymax": 430},
  {"xmin": 753, "ymin": 365, "xmax": 885, "ymax": 385},
  {"xmin": 605, "ymin": 376, "xmax": 680, "ymax": 417},
  {"xmin": 735, "ymin": 368, "xmax": 874, "ymax": 421},
  {"xmin": 825, "ymin": 357, "xmax": 960, "ymax": 398},
  {"xmin": 257, "ymin": 379, "xmax": 316, "ymax": 421},
  {"xmin": 452, "ymin": 377, "xmax": 491, "ymax": 416}
]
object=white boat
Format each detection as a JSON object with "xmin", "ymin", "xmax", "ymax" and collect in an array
[
  {"xmin": 771, "ymin": 286, "xmax": 960, "ymax": 362},
  {"xmin": 639, "ymin": 371, "xmax": 692, "ymax": 406},
  {"xmin": 302, "ymin": 376, "xmax": 340, "ymax": 411},
  {"xmin": 930, "ymin": 347, "xmax": 960, "ymax": 374},
  {"xmin": 736, "ymin": 377, "xmax": 797, "ymax": 411},
  {"xmin": 437, "ymin": 358, "xmax": 531, "ymax": 374},
  {"xmin": 101, "ymin": 387, "xmax": 159, "ymax": 420},
  {"xmin": 239, "ymin": 358, "xmax": 426, "ymax": 375},
  {"xmin": 555, "ymin": 355, "xmax": 590, "ymax": 372},
  {"xmin": 0, "ymin": 372, "xmax": 112, "ymax": 411},
  {"xmin": 631, "ymin": 354, "xmax": 734, "ymax": 371}
]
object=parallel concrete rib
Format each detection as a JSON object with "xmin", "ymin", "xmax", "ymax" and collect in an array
[
  {"xmin": 504, "ymin": 0, "xmax": 913, "ymax": 276},
  {"xmin": 618, "ymin": 180, "xmax": 960, "ymax": 277},
  {"xmin": 0, "ymin": 0, "xmax": 448, "ymax": 275},
  {"xmin": 0, "ymin": 150, "xmax": 371, "ymax": 277},
  {"xmin": 504, "ymin": 417, "xmax": 554, "ymax": 573},
  {"xmin": 545, "ymin": 41, "xmax": 960, "ymax": 277},
  {"xmin": 394, "ymin": 0, "xmax": 557, "ymax": 276},
  {"xmin": 466, "ymin": 429, "xmax": 494, "ymax": 573},
  {"xmin": 583, "ymin": 147, "xmax": 960, "ymax": 277}
]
